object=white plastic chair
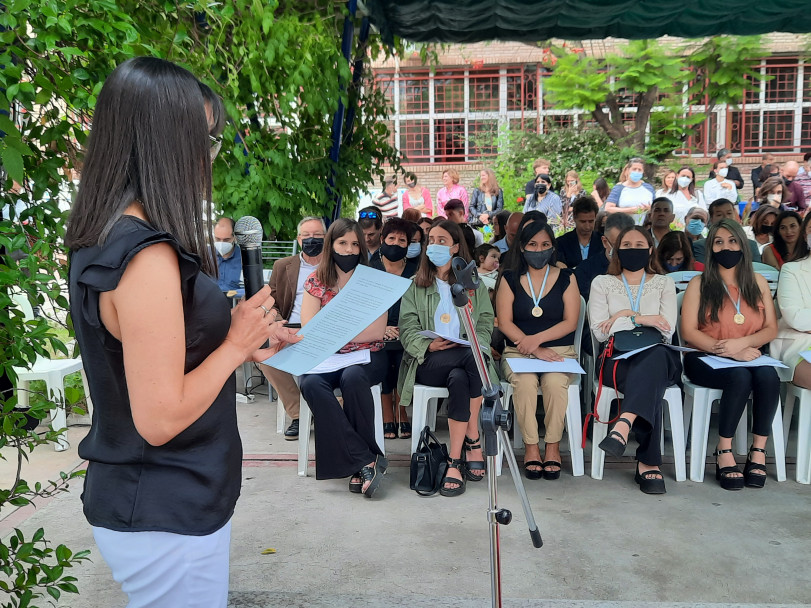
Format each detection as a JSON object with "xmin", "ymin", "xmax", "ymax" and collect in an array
[
  {"xmin": 588, "ymin": 329, "xmax": 687, "ymax": 482},
  {"xmin": 297, "ymin": 383, "xmax": 385, "ymax": 477},
  {"xmin": 675, "ymin": 292, "xmax": 786, "ymax": 482},
  {"xmin": 667, "ymin": 270, "xmax": 701, "ymax": 292},
  {"xmin": 500, "ymin": 296, "xmax": 587, "ymax": 477},
  {"xmin": 753, "ymin": 265, "xmax": 779, "ymax": 295},
  {"xmin": 11, "ymin": 291, "xmax": 88, "ymax": 451},
  {"xmin": 782, "ymin": 382, "xmax": 811, "ymax": 484}
]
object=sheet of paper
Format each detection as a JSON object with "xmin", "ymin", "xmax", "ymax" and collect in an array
[
  {"xmin": 417, "ymin": 329, "xmax": 471, "ymax": 347},
  {"xmin": 263, "ymin": 265, "xmax": 412, "ymax": 375},
  {"xmin": 801, "ymin": 350, "xmax": 811, "ymax": 364},
  {"xmin": 612, "ymin": 343, "xmax": 699, "ymax": 360},
  {"xmin": 303, "ymin": 350, "xmax": 370, "ymax": 375},
  {"xmin": 700, "ymin": 354, "xmax": 789, "ymax": 369},
  {"xmin": 506, "ymin": 357, "xmax": 585, "ymax": 375}
]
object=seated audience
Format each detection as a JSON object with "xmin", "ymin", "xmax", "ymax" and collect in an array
[
  {"xmin": 358, "ymin": 206, "xmax": 383, "ymax": 259},
  {"xmin": 773, "ymin": 213, "xmax": 811, "ymax": 390},
  {"xmin": 260, "ymin": 216, "xmax": 326, "ymax": 440},
  {"xmin": 299, "ymin": 218, "xmax": 388, "ymax": 497},
  {"xmin": 407, "ymin": 223, "xmax": 425, "ymax": 260},
  {"xmin": 402, "ymin": 171, "xmax": 433, "ymax": 217},
  {"xmin": 370, "ymin": 218, "xmax": 419, "ymax": 440},
  {"xmin": 556, "ymin": 196, "xmax": 602, "ymax": 270},
  {"xmin": 475, "ymin": 243, "xmax": 500, "ymax": 291},
  {"xmin": 751, "ymin": 154, "xmax": 776, "ymax": 191},
  {"xmin": 372, "ymin": 175, "xmax": 400, "ymax": 218},
  {"xmin": 213, "ymin": 216, "xmax": 242, "ymax": 291},
  {"xmin": 680, "ymin": 219, "xmax": 779, "ymax": 491},
  {"xmin": 782, "ymin": 161, "xmax": 807, "ymax": 213},
  {"xmin": 559, "ymin": 170, "xmax": 586, "ymax": 229},
  {"xmin": 648, "ymin": 197, "xmax": 675, "ymax": 248},
  {"xmin": 693, "ymin": 200, "xmax": 761, "ymax": 264},
  {"xmin": 657, "ymin": 231, "xmax": 701, "ymax": 273},
  {"xmin": 401, "ymin": 207, "xmax": 422, "ymax": 223},
  {"xmin": 497, "ymin": 219, "xmax": 580, "ymax": 480},
  {"xmin": 398, "ymin": 220, "xmax": 495, "ymax": 497},
  {"xmin": 762, "ymin": 210, "xmax": 808, "ymax": 269},
  {"xmin": 494, "ymin": 211, "xmax": 523, "ymax": 255},
  {"xmin": 588, "ymin": 226, "xmax": 680, "ymax": 494},
  {"xmin": 703, "ymin": 159, "xmax": 738, "ymax": 204},
  {"xmin": 574, "ymin": 212, "xmax": 635, "ymax": 302},
  {"xmin": 469, "ymin": 168, "xmax": 504, "ymax": 227},
  {"xmin": 708, "ymin": 148, "xmax": 744, "ymax": 189},
  {"xmin": 684, "ymin": 205, "xmax": 709, "ymax": 243},
  {"xmin": 436, "ymin": 168, "xmax": 469, "ymax": 218},
  {"xmin": 666, "ymin": 166, "xmax": 706, "ymax": 223},
  {"xmin": 445, "ymin": 198, "xmax": 483, "ymax": 248},
  {"xmin": 604, "ymin": 158, "xmax": 655, "ymax": 219},
  {"xmin": 796, "ymin": 152, "xmax": 811, "ymax": 209},
  {"xmin": 525, "ymin": 158, "xmax": 551, "ymax": 197},
  {"xmin": 746, "ymin": 205, "xmax": 779, "ymax": 254},
  {"xmin": 758, "ymin": 176, "xmax": 788, "ymax": 210},
  {"xmin": 418, "ymin": 215, "xmax": 433, "ymax": 235},
  {"xmin": 591, "ymin": 177, "xmax": 610, "ymax": 209},
  {"xmin": 523, "ymin": 173, "xmax": 563, "ymax": 223}
]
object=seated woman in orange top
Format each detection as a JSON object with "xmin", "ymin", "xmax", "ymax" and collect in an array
[{"xmin": 680, "ymin": 219, "xmax": 779, "ymax": 491}]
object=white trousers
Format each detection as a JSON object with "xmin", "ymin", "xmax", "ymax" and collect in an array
[{"xmin": 92, "ymin": 520, "xmax": 231, "ymax": 608}]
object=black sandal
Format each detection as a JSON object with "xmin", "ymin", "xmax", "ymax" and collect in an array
[
  {"xmin": 598, "ymin": 416, "xmax": 633, "ymax": 457},
  {"xmin": 463, "ymin": 436, "xmax": 486, "ymax": 482},
  {"xmin": 524, "ymin": 460, "xmax": 544, "ymax": 480},
  {"xmin": 349, "ymin": 472, "xmax": 362, "ymax": 493},
  {"xmin": 542, "ymin": 460, "xmax": 562, "ymax": 481},
  {"xmin": 439, "ymin": 459, "xmax": 467, "ymax": 497},
  {"xmin": 398, "ymin": 421, "xmax": 412, "ymax": 439},
  {"xmin": 383, "ymin": 422, "xmax": 398, "ymax": 439},
  {"xmin": 744, "ymin": 446, "xmax": 767, "ymax": 489},
  {"xmin": 359, "ymin": 454, "xmax": 388, "ymax": 498},
  {"xmin": 634, "ymin": 463, "xmax": 666, "ymax": 494},
  {"xmin": 715, "ymin": 447, "xmax": 745, "ymax": 491}
]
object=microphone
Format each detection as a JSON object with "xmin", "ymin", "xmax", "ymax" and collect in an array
[{"xmin": 234, "ymin": 215, "xmax": 268, "ymax": 347}]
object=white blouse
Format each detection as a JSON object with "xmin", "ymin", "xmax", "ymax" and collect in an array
[{"xmin": 588, "ymin": 273, "xmax": 677, "ymax": 344}]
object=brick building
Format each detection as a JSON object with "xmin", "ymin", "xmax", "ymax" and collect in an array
[{"xmin": 369, "ymin": 35, "xmax": 811, "ymax": 200}]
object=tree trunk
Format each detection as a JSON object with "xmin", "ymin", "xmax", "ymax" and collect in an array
[{"xmin": 592, "ymin": 102, "xmax": 628, "ymax": 143}]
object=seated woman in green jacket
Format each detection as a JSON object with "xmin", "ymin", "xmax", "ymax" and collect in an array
[{"xmin": 398, "ymin": 220, "xmax": 495, "ymax": 497}]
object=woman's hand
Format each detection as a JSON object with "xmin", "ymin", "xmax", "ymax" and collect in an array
[
  {"xmin": 638, "ymin": 315, "xmax": 671, "ymax": 333},
  {"xmin": 250, "ymin": 322, "xmax": 303, "ymax": 361},
  {"xmin": 515, "ymin": 333, "xmax": 543, "ymax": 355},
  {"xmin": 428, "ymin": 337, "xmax": 457, "ymax": 352},
  {"xmin": 597, "ymin": 309, "xmax": 634, "ymax": 335},
  {"xmin": 730, "ymin": 346, "xmax": 761, "ymax": 362},
  {"xmin": 479, "ymin": 213, "xmax": 490, "ymax": 224},
  {"xmin": 225, "ymin": 286, "xmax": 293, "ymax": 360},
  {"xmin": 720, "ymin": 182, "xmax": 733, "ymax": 190},
  {"xmin": 533, "ymin": 347, "xmax": 564, "ymax": 362},
  {"xmin": 713, "ymin": 337, "xmax": 749, "ymax": 358},
  {"xmin": 384, "ymin": 326, "xmax": 400, "ymax": 340}
]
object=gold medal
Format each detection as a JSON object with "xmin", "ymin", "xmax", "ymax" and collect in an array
[
  {"xmin": 440, "ymin": 313, "xmax": 451, "ymax": 324},
  {"xmin": 531, "ymin": 306, "xmax": 543, "ymax": 318},
  {"xmin": 733, "ymin": 313, "xmax": 745, "ymax": 325}
]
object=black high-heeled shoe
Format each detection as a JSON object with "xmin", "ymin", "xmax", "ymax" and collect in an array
[
  {"xmin": 598, "ymin": 416, "xmax": 632, "ymax": 457},
  {"xmin": 715, "ymin": 447, "xmax": 745, "ymax": 491},
  {"xmin": 383, "ymin": 422, "xmax": 398, "ymax": 439},
  {"xmin": 744, "ymin": 446, "xmax": 767, "ymax": 489},
  {"xmin": 463, "ymin": 435, "xmax": 486, "ymax": 482}
]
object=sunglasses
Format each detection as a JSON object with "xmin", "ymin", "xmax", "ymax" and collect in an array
[
  {"xmin": 359, "ymin": 211, "xmax": 380, "ymax": 219},
  {"xmin": 209, "ymin": 134, "xmax": 223, "ymax": 161}
]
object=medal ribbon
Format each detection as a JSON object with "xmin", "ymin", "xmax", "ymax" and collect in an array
[
  {"xmin": 723, "ymin": 284, "xmax": 743, "ymax": 319},
  {"xmin": 526, "ymin": 265, "xmax": 551, "ymax": 311},
  {"xmin": 621, "ymin": 272, "xmax": 647, "ymax": 313}
]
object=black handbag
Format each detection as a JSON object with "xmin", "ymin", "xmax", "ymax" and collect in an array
[
  {"xmin": 611, "ymin": 326, "xmax": 663, "ymax": 352},
  {"xmin": 410, "ymin": 426, "xmax": 449, "ymax": 496}
]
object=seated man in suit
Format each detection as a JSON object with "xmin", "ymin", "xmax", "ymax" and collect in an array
[
  {"xmin": 259, "ymin": 216, "xmax": 326, "ymax": 439},
  {"xmin": 692, "ymin": 199, "xmax": 761, "ymax": 264},
  {"xmin": 556, "ymin": 196, "xmax": 602, "ymax": 270}
]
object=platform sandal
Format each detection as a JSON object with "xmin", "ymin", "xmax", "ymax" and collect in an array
[
  {"xmin": 634, "ymin": 463, "xmax": 666, "ymax": 494},
  {"xmin": 383, "ymin": 422, "xmax": 398, "ymax": 439},
  {"xmin": 463, "ymin": 435, "xmax": 486, "ymax": 482},
  {"xmin": 349, "ymin": 472, "xmax": 362, "ymax": 493},
  {"xmin": 439, "ymin": 458, "xmax": 467, "ymax": 497},
  {"xmin": 359, "ymin": 454, "xmax": 388, "ymax": 498},
  {"xmin": 714, "ymin": 447, "xmax": 745, "ymax": 491},
  {"xmin": 744, "ymin": 446, "xmax": 767, "ymax": 489},
  {"xmin": 598, "ymin": 416, "xmax": 632, "ymax": 457}
]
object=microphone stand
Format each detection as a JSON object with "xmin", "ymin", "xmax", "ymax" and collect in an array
[{"xmin": 449, "ymin": 257, "xmax": 543, "ymax": 608}]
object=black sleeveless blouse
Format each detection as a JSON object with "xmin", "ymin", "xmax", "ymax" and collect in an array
[
  {"xmin": 69, "ymin": 216, "xmax": 241, "ymax": 535},
  {"xmin": 502, "ymin": 268, "xmax": 576, "ymax": 348}
]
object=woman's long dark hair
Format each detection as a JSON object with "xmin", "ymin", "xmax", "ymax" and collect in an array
[
  {"xmin": 65, "ymin": 57, "xmax": 220, "ymax": 276},
  {"xmin": 699, "ymin": 219, "xmax": 762, "ymax": 324},
  {"xmin": 656, "ymin": 231, "xmax": 694, "ymax": 271},
  {"xmin": 772, "ymin": 210, "xmax": 806, "ymax": 262},
  {"xmin": 510, "ymin": 219, "xmax": 558, "ymax": 276},
  {"xmin": 414, "ymin": 220, "xmax": 470, "ymax": 288},
  {"xmin": 606, "ymin": 226, "xmax": 661, "ymax": 276},
  {"xmin": 669, "ymin": 166, "xmax": 696, "ymax": 197},
  {"xmin": 315, "ymin": 218, "xmax": 368, "ymax": 288}
]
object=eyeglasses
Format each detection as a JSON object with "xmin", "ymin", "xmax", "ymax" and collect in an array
[
  {"xmin": 209, "ymin": 134, "xmax": 223, "ymax": 161},
  {"xmin": 359, "ymin": 211, "xmax": 380, "ymax": 219}
]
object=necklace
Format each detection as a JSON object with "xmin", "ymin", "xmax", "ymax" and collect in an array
[
  {"xmin": 526, "ymin": 266, "xmax": 551, "ymax": 318},
  {"xmin": 621, "ymin": 272, "xmax": 647, "ymax": 313},
  {"xmin": 723, "ymin": 284, "xmax": 745, "ymax": 325}
]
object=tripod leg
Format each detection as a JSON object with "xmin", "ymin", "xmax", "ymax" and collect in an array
[{"xmin": 497, "ymin": 428, "xmax": 543, "ymax": 548}]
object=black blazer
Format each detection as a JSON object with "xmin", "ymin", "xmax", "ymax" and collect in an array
[{"xmin": 556, "ymin": 229, "xmax": 603, "ymax": 269}]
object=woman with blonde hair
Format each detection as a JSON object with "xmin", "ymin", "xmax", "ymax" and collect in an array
[
  {"xmin": 436, "ymin": 168, "xmax": 468, "ymax": 219},
  {"xmin": 559, "ymin": 170, "xmax": 586, "ymax": 230},
  {"xmin": 469, "ymin": 168, "xmax": 504, "ymax": 227}
]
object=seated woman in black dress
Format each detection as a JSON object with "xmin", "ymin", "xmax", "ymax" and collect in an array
[
  {"xmin": 398, "ymin": 220, "xmax": 495, "ymax": 497},
  {"xmin": 299, "ymin": 218, "xmax": 388, "ymax": 497},
  {"xmin": 370, "ymin": 217, "xmax": 419, "ymax": 439},
  {"xmin": 497, "ymin": 219, "xmax": 580, "ymax": 480}
]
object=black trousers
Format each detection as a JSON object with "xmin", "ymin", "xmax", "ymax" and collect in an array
[
  {"xmin": 380, "ymin": 345, "xmax": 404, "ymax": 395},
  {"xmin": 415, "ymin": 348, "xmax": 483, "ymax": 423},
  {"xmin": 299, "ymin": 350, "xmax": 386, "ymax": 480},
  {"xmin": 684, "ymin": 352, "xmax": 780, "ymax": 439},
  {"xmin": 600, "ymin": 346, "xmax": 682, "ymax": 466}
]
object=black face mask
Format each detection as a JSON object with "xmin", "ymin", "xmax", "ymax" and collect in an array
[
  {"xmin": 713, "ymin": 249, "xmax": 743, "ymax": 269},
  {"xmin": 617, "ymin": 248, "xmax": 649, "ymax": 272},
  {"xmin": 332, "ymin": 252, "xmax": 361, "ymax": 273},
  {"xmin": 758, "ymin": 225, "xmax": 774, "ymax": 236},
  {"xmin": 534, "ymin": 183, "xmax": 548, "ymax": 195},
  {"xmin": 380, "ymin": 243, "xmax": 408, "ymax": 262},
  {"xmin": 301, "ymin": 237, "xmax": 324, "ymax": 257},
  {"xmin": 784, "ymin": 177, "xmax": 794, "ymax": 185},
  {"xmin": 523, "ymin": 249, "xmax": 554, "ymax": 269}
]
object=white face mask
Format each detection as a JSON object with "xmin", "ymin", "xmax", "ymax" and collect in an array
[
  {"xmin": 767, "ymin": 193, "xmax": 782, "ymax": 204},
  {"xmin": 718, "ymin": 168, "xmax": 729, "ymax": 178},
  {"xmin": 215, "ymin": 241, "xmax": 234, "ymax": 256},
  {"xmin": 726, "ymin": 157, "xmax": 733, "ymax": 165},
  {"xmin": 677, "ymin": 176, "xmax": 692, "ymax": 188}
]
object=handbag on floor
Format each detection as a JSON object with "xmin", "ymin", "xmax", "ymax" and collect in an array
[{"xmin": 410, "ymin": 426, "xmax": 449, "ymax": 496}]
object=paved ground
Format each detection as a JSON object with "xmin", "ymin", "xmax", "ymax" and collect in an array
[{"xmin": 2, "ymin": 374, "xmax": 810, "ymax": 608}]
